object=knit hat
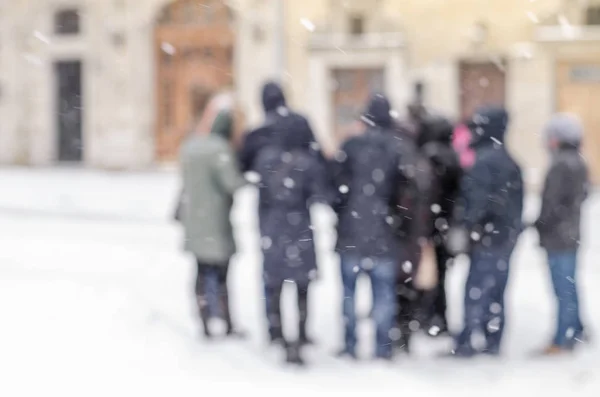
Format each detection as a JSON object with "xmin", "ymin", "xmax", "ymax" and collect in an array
[{"xmin": 544, "ymin": 113, "xmax": 583, "ymax": 147}]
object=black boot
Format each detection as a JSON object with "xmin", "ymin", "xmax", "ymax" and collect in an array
[
  {"xmin": 298, "ymin": 320, "xmax": 315, "ymax": 346},
  {"xmin": 285, "ymin": 342, "xmax": 305, "ymax": 366},
  {"xmin": 426, "ymin": 315, "xmax": 449, "ymax": 337},
  {"xmin": 269, "ymin": 327, "xmax": 285, "ymax": 346},
  {"xmin": 226, "ymin": 327, "xmax": 247, "ymax": 339},
  {"xmin": 395, "ymin": 333, "xmax": 411, "ymax": 355}
]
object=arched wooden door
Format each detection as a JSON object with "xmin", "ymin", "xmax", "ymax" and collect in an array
[{"xmin": 154, "ymin": 0, "xmax": 234, "ymax": 162}]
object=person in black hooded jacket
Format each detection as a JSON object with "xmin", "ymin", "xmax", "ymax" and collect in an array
[
  {"xmin": 239, "ymin": 81, "xmax": 325, "ymax": 345},
  {"xmin": 239, "ymin": 81, "xmax": 324, "ymax": 174},
  {"xmin": 416, "ymin": 115, "xmax": 462, "ymax": 336},
  {"xmin": 331, "ymin": 93, "xmax": 417, "ymax": 360},
  {"xmin": 450, "ymin": 106, "xmax": 524, "ymax": 357}
]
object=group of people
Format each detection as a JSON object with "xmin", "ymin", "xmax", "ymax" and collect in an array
[{"xmin": 175, "ymin": 80, "xmax": 590, "ymax": 366}]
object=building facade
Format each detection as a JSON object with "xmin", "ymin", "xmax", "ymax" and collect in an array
[
  {"xmin": 0, "ymin": 0, "xmax": 280, "ymax": 169},
  {"xmin": 1, "ymin": 0, "xmax": 600, "ymax": 187},
  {"xmin": 283, "ymin": 0, "xmax": 600, "ymax": 186}
]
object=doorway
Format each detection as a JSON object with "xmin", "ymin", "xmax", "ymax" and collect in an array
[
  {"xmin": 154, "ymin": 0, "xmax": 235, "ymax": 162},
  {"xmin": 331, "ymin": 68, "xmax": 385, "ymax": 144},
  {"xmin": 55, "ymin": 61, "xmax": 83, "ymax": 162},
  {"xmin": 459, "ymin": 61, "xmax": 506, "ymax": 122}
]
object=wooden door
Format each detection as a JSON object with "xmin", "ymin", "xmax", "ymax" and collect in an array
[
  {"xmin": 331, "ymin": 68, "xmax": 385, "ymax": 145},
  {"xmin": 557, "ymin": 62, "xmax": 600, "ymax": 184},
  {"xmin": 459, "ymin": 61, "xmax": 506, "ymax": 121},
  {"xmin": 154, "ymin": 0, "xmax": 234, "ymax": 162}
]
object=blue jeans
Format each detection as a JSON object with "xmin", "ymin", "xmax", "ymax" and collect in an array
[
  {"xmin": 341, "ymin": 255, "xmax": 397, "ymax": 358},
  {"xmin": 455, "ymin": 247, "xmax": 514, "ymax": 356},
  {"xmin": 548, "ymin": 251, "xmax": 584, "ymax": 347}
]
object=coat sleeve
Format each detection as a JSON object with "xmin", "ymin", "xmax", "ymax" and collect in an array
[
  {"xmin": 215, "ymin": 143, "xmax": 246, "ymax": 195},
  {"xmin": 534, "ymin": 162, "xmax": 566, "ymax": 232},
  {"xmin": 238, "ymin": 129, "xmax": 258, "ymax": 173},
  {"xmin": 306, "ymin": 156, "xmax": 335, "ymax": 207},
  {"xmin": 329, "ymin": 141, "xmax": 353, "ymax": 215}
]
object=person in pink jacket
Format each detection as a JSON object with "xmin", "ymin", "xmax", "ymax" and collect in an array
[{"xmin": 452, "ymin": 123, "xmax": 475, "ymax": 169}]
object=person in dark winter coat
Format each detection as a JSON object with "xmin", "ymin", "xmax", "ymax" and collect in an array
[
  {"xmin": 254, "ymin": 142, "xmax": 331, "ymax": 365},
  {"xmin": 239, "ymin": 82, "xmax": 326, "ymax": 333},
  {"xmin": 331, "ymin": 94, "xmax": 414, "ymax": 360},
  {"xmin": 239, "ymin": 81, "xmax": 323, "ymax": 174},
  {"xmin": 451, "ymin": 106, "xmax": 524, "ymax": 357},
  {"xmin": 533, "ymin": 113, "xmax": 589, "ymax": 355},
  {"xmin": 390, "ymin": 119, "xmax": 434, "ymax": 353},
  {"xmin": 416, "ymin": 115, "xmax": 462, "ymax": 336}
]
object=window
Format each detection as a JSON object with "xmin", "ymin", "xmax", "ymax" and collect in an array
[
  {"xmin": 54, "ymin": 9, "xmax": 80, "ymax": 35},
  {"xmin": 570, "ymin": 65, "xmax": 600, "ymax": 83},
  {"xmin": 349, "ymin": 15, "xmax": 364, "ymax": 36},
  {"xmin": 586, "ymin": 6, "xmax": 600, "ymax": 25}
]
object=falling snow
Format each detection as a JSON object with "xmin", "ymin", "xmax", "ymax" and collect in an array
[{"xmin": 300, "ymin": 18, "xmax": 316, "ymax": 32}]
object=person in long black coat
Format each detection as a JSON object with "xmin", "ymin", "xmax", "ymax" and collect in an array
[
  {"xmin": 389, "ymin": 119, "xmax": 433, "ymax": 353},
  {"xmin": 416, "ymin": 115, "xmax": 462, "ymax": 336},
  {"xmin": 239, "ymin": 81, "xmax": 324, "ymax": 175},
  {"xmin": 239, "ymin": 82, "xmax": 326, "ymax": 332},
  {"xmin": 451, "ymin": 106, "xmax": 524, "ymax": 357},
  {"xmin": 254, "ymin": 144, "xmax": 331, "ymax": 365}
]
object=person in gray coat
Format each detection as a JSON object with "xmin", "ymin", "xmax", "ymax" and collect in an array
[
  {"xmin": 534, "ymin": 113, "xmax": 589, "ymax": 355},
  {"xmin": 180, "ymin": 93, "xmax": 246, "ymax": 338}
]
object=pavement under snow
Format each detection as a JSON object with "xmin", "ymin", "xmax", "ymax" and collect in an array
[{"xmin": 0, "ymin": 167, "xmax": 599, "ymax": 396}]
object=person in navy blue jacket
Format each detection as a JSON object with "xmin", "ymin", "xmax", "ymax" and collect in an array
[{"xmin": 451, "ymin": 106, "xmax": 524, "ymax": 357}]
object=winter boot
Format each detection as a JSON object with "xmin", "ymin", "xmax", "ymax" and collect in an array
[
  {"xmin": 298, "ymin": 320, "xmax": 315, "ymax": 346},
  {"xmin": 226, "ymin": 327, "xmax": 247, "ymax": 339},
  {"xmin": 535, "ymin": 345, "xmax": 572, "ymax": 357},
  {"xmin": 269, "ymin": 327, "xmax": 285, "ymax": 346},
  {"xmin": 395, "ymin": 333, "xmax": 411, "ymax": 355},
  {"xmin": 285, "ymin": 342, "xmax": 305, "ymax": 366},
  {"xmin": 335, "ymin": 347, "xmax": 358, "ymax": 360},
  {"xmin": 426, "ymin": 315, "xmax": 449, "ymax": 337}
]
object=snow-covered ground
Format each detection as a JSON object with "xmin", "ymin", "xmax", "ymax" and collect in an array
[{"xmin": 1, "ymin": 167, "xmax": 599, "ymax": 396}]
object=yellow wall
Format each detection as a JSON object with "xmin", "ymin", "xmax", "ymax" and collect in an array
[{"xmin": 283, "ymin": 0, "xmax": 561, "ymax": 111}]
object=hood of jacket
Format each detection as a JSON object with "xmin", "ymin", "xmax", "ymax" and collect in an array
[
  {"xmin": 362, "ymin": 93, "xmax": 393, "ymax": 129},
  {"xmin": 262, "ymin": 81, "xmax": 287, "ymax": 113},
  {"xmin": 417, "ymin": 114, "xmax": 454, "ymax": 148},
  {"xmin": 210, "ymin": 110, "xmax": 233, "ymax": 140},
  {"xmin": 468, "ymin": 106, "xmax": 509, "ymax": 149}
]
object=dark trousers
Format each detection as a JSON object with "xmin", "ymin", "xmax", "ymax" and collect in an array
[
  {"xmin": 455, "ymin": 246, "xmax": 514, "ymax": 355},
  {"xmin": 428, "ymin": 243, "xmax": 452, "ymax": 326},
  {"xmin": 548, "ymin": 251, "xmax": 584, "ymax": 347},
  {"xmin": 396, "ymin": 282, "xmax": 424, "ymax": 349},
  {"xmin": 195, "ymin": 259, "xmax": 232, "ymax": 335},
  {"xmin": 341, "ymin": 255, "xmax": 397, "ymax": 358},
  {"xmin": 266, "ymin": 281, "xmax": 310, "ymax": 344}
]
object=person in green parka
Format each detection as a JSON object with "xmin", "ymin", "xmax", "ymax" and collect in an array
[{"xmin": 179, "ymin": 91, "xmax": 246, "ymax": 338}]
